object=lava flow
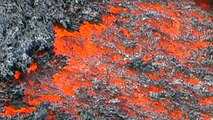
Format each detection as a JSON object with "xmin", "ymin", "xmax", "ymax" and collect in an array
[{"xmin": 0, "ymin": 0, "xmax": 212, "ymax": 119}]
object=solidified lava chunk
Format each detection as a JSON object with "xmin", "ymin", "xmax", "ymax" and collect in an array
[{"xmin": 125, "ymin": 58, "xmax": 158, "ymax": 72}]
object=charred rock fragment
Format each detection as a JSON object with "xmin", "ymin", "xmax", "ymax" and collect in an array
[
  {"xmin": 125, "ymin": 57, "xmax": 158, "ymax": 72},
  {"xmin": 24, "ymin": 102, "xmax": 49, "ymax": 120},
  {"xmin": 0, "ymin": 83, "xmax": 25, "ymax": 109}
]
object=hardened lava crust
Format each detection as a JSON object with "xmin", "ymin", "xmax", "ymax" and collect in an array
[{"xmin": 0, "ymin": 0, "xmax": 213, "ymax": 120}]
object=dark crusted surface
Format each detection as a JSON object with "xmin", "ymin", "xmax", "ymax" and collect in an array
[
  {"xmin": 0, "ymin": 0, "xmax": 103, "ymax": 82},
  {"xmin": 0, "ymin": 83, "xmax": 25, "ymax": 110}
]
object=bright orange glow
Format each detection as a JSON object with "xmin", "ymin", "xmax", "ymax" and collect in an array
[
  {"xmin": 0, "ymin": 106, "xmax": 36, "ymax": 116},
  {"xmin": 170, "ymin": 108, "xmax": 187, "ymax": 120},
  {"xmin": 109, "ymin": 5, "xmax": 122, "ymax": 14},
  {"xmin": 28, "ymin": 62, "xmax": 38, "ymax": 72},
  {"xmin": 198, "ymin": 97, "xmax": 213, "ymax": 106},
  {"xmin": 113, "ymin": 0, "xmax": 122, "ymax": 3},
  {"xmin": 146, "ymin": 72, "xmax": 161, "ymax": 80},
  {"xmin": 120, "ymin": 27, "xmax": 131, "ymax": 37},
  {"xmin": 14, "ymin": 71, "xmax": 21, "ymax": 80}
]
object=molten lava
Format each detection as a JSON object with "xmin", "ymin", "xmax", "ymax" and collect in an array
[{"xmin": 0, "ymin": 0, "xmax": 212, "ymax": 119}]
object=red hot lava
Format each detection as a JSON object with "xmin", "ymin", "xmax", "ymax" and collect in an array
[{"xmin": 0, "ymin": 0, "xmax": 212, "ymax": 119}]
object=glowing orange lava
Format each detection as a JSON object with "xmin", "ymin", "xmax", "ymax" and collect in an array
[
  {"xmin": 14, "ymin": 71, "xmax": 21, "ymax": 80},
  {"xmin": 0, "ymin": 106, "xmax": 36, "ymax": 117},
  {"xmin": 1, "ymin": 0, "xmax": 212, "ymax": 119},
  {"xmin": 28, "ymin": 62, "xmax": 38, "ymax": 72}
]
